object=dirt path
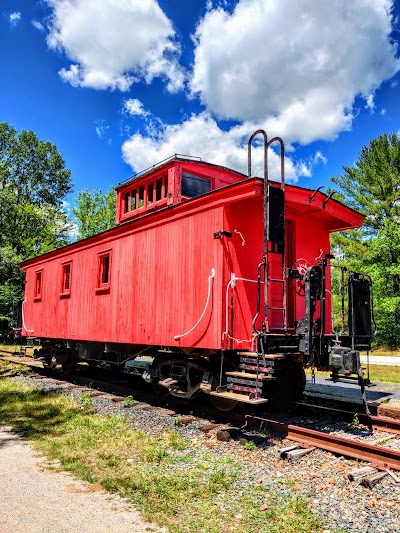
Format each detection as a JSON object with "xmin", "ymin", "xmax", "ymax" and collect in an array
[{"xmin": 0, "ymin": 425, "xmax": 162, "ymax": 533}]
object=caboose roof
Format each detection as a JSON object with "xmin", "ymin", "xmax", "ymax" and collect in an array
[{"xmin": 115, "ymin": 155, "xmax": 246, "ymax": 191}]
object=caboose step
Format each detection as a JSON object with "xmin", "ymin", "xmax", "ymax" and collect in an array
[
  {"xmin": 225, "ymin": 371, "xmax": 272, "ymax": 380},
  {"xmin": 208, "ymin": 391, "xmax": 268, "ymax": 405},
  {"xmin": 237, "ymin": 352, "xmax": 287, "ymax": 360}
]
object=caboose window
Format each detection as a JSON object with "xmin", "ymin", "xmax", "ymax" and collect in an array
[
  {"xmin": 60, "ymin": 262, "xmax": 72, "ymax": 296},
  {"xmin": 181, "ymin": 173, "xmax": 211, "ymax": 198},
  {"xmin": 96, "ymin": 250, "xmax": 112, "ymax": 294},
  {"xmin": 100, "ymin": 255, "xmax": 110, "ymax": 284},
  {"xmin": 148, "ymin": 182, "xmax": 154, "ymax": 205},
  {"xmin": 138, "ymin": 185, "xmax": 145, "ymax": 208},
  {"xmin": 124, "ymin": 191, "xmax": 130, "ymax": 213},
  {"xmin": 155, "ymin": 177, "xmax": 162, "ymax": 201},
  {"xmin": 132, "ymin": 189, "xmax": 137, "ymax": 210},
  {"xmin": 34, "ymin": 270, "xmax": 43, "ymax": 301}
]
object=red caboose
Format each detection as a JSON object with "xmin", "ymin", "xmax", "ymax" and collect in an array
[{"xmin": 21, "ymin": 132, "xmax": 371, "ymax": 410}]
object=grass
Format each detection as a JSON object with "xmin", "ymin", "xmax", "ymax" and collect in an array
[
  {"xmin": 0, "ymin": 372, "xmax": 324, "ymax": 533},
  {"xmin": 0, "ymin": 343, "xmax": 37, "ymax": 356},
  {"xmin": 0, "ymin": 357, "xmax": 29, "ymax": 378},
  {"xmin": 306, "ymin": 364, "xmax": 400, "ymax": 384}
]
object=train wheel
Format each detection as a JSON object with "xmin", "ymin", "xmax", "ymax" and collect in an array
[
  {"xmin": 151, "ymin": 355, "xmax": 173, "ymax": 399},
  {"xmin": 61, "ymin": 350, "xmax": 78, "ymax": 375},
  {"xmin": 209, "ymin": 395, "xmax": 238, "ymax": 412},
  {"xmin": 40, "ymin": 347, "xmax": 58, "ymax": 369}
]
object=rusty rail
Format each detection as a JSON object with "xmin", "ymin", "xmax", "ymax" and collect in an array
[
  {"xmin": 246, "ymin": 415, "xmax": 400, "ymax": 471},
  {"xmin": 297, "ymin": 401, "xmax": 400, "ymax": 435}
]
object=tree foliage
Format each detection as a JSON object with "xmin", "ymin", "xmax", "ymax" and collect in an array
[
  {"xmin": 0, "ymin": 123, "xmax": 73, "ymax": 339},
  {"xmin": 331, "ymin": 133, "xmax": 400, "ymax": 347},
  {"xmin": 72, "ymin": 187, "xmax": 116, "ymax": 240}
]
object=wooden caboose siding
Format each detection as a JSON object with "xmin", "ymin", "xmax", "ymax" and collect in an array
[
  {"xmin": 23, "ymin": 206, "xmax": 225, "ymax": 348},
  {"xmin": 22, "ymin": 179, "xmax": 262, "ymax": 350},
  {"xmin": 22, "ymin": 174, "xmax": 364, "ymax": 351}
]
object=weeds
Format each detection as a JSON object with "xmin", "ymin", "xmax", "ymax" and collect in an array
[
  {"xmin": 173, "ymin": 416, "xmax": 183, "ymax": 427},
  {"xmin": 78, "ymin": 391, "xmax": 93, "ymax": 409},
  {"xmin": 243, "ymin": 441, "xmax": 257, "ymax": 451},
  {"xmin": 122, "ymin": 395, "xmax": 136, "ymax": 407},
  {"xmin": 348, "ymin": 413, "xmax": 360, "ymax": 430}
]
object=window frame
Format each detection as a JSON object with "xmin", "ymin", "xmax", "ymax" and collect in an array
[
  {"xmin": 34, "ymin": 269, "xmax": 43, "ymax": 302},
  {"xmin": 96, "ymin": 248, "xmax": 112, "ymax": 294},
  {"xmin": 60, "ymin": 260, "xmax": 72, "ymax": 298}
]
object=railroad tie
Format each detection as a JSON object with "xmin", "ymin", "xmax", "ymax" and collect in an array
[{"xmin": 280, "ymin": 445, "xmax": 315, "ymax": 462}]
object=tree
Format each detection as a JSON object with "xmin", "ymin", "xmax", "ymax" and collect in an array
[
  {"xmin": 331, "ymin": 133, "xmax": 400, "ymax": 347},
  {"xmin": 0, "ymin": 123, "xmax": 73, "ymax": 339},
  {"xmin": 72, "ymin": 187, "xmax": 116, "ymax": 240}
]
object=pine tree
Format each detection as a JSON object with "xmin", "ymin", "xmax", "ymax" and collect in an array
[{"xmin": 331, "ymin": 133, "xmax": 400, "ymax": 347}]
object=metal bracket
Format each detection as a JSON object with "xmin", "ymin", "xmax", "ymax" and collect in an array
[{"xmin": 214, "ymin": 231, "xmax": 232, "ymax": 239}]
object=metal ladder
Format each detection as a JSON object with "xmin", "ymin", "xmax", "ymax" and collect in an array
[{"xmin": 248, "ymin": 130, "xmax": 287, "ymax": 333}]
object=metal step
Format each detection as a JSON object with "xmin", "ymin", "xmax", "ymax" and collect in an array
[
  {"xmin": 227, "ymin": 383, "xmax": 262, "ymax": 394},
  {"xmin": 208, "ymin": 390, "xmax": 268, "ymax": 405},
  {"xmin": 239, "ymin": 363, "xmax": 275, "ymax": 374}
]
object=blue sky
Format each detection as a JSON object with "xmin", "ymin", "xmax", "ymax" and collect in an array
[{"xmin": 1, "ymin": 0, "xmax": 400, "ymax": 210}]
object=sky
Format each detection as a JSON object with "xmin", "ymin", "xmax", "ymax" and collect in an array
[{"xmin": 1, "ymin": 0, "xmax": 400, "ymax": 210}]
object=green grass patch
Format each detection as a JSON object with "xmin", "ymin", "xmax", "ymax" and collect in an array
[
  {"xmin": 306, "ymin": 365, "xmax": 400, "ymax": 384},
  {"xmin": 0, "ymin": 343, "xmax": 37, "ymax": 356},
  {"xmin": 0, "ymin": 374, "xmax": 324, "ymax": 532},
  {"xmin": 0, "ymin": 357, "xmax": 29, "ymax": 378}
]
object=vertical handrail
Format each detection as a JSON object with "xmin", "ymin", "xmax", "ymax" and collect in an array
[
  {"xmin": 248, "ymin": 131, "xmax": 286, "ymax": 332},
  {"xmin": 267, "ymin": 136, "xmax": 286, "ymax": 330},
  {"xmin": 248, "ymin": 130, "xmax": 269, "ymax": 331},
  {"xmin": 248, "ymin": 129, "xmax": 268, "ymax": 181}
]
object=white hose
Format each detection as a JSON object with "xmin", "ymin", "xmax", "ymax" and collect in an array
[
  {"xmin": 22, "ymin": 299, "xmax": 34, "ymax": 333},
  {"xmin": 222, "ymin": 276, "xmax": 263, "ymax": 345},
  {"xmin": 174, "ymin": 268, "xmax": 215, "ymax": 340}
]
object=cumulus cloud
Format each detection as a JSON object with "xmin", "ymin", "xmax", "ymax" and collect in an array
[
  {"xmin": 122, "ymin": 111, "xmax": 308, "ymax": 182},
  {"xmin": 190, "ymin": 0, "xmax": 399, "ymax": 144},
  {"xmin": 9, "ymin": 12, "xmax": 21, "ymax": 27},
  {"xmin": 45, "ymin": 0, "xmax": 184, "ymax": 92}
]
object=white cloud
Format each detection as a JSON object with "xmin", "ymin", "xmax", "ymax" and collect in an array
[
  {"xmin": 95, "ymin": 120, "xmax": 110, "ymax": 142},
  {"xmin": 313, "ymin": 151, "xmax": 327, "ymax": 166},
  {"xmin": 9, "ymin": 12, "xmax": 21, "ymax": 27},
  {"xmin": 365, "ymin": 94, "xmax": 375, "ymax": 112},
  {"xmin": 190, "ymin": 0, "xmax": 399, "ymax": 144},
  {"xmin": 381, "ymin": 108, "xmax": 387, "ymax": 116},
  {"xmin": 45, "ymin": 0, "xmax": 184, "ymax": 92},
  {"xmin": 122, "ymin": 111, "xmax": 309, "ymax": 182},
  {"xmin": 124, "ymin": 99, "xmax": 149, "ymax": 117},
  {"xmin": 32, "ymin": 20, "xmax": 45, "ymax": 32}
]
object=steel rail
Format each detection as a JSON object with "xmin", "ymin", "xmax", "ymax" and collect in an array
[
  {"xmin": 245, "ymin": 415, "xmax": 400, "ymax": 471},
  {"xmin": 297, "ymin": 401, "xmax": 400, "ymax": 435}
]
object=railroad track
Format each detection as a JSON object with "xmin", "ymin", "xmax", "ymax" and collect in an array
[{"xmin": 2, "ymin": 351, "xmax": 400, "ymax": 476}]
